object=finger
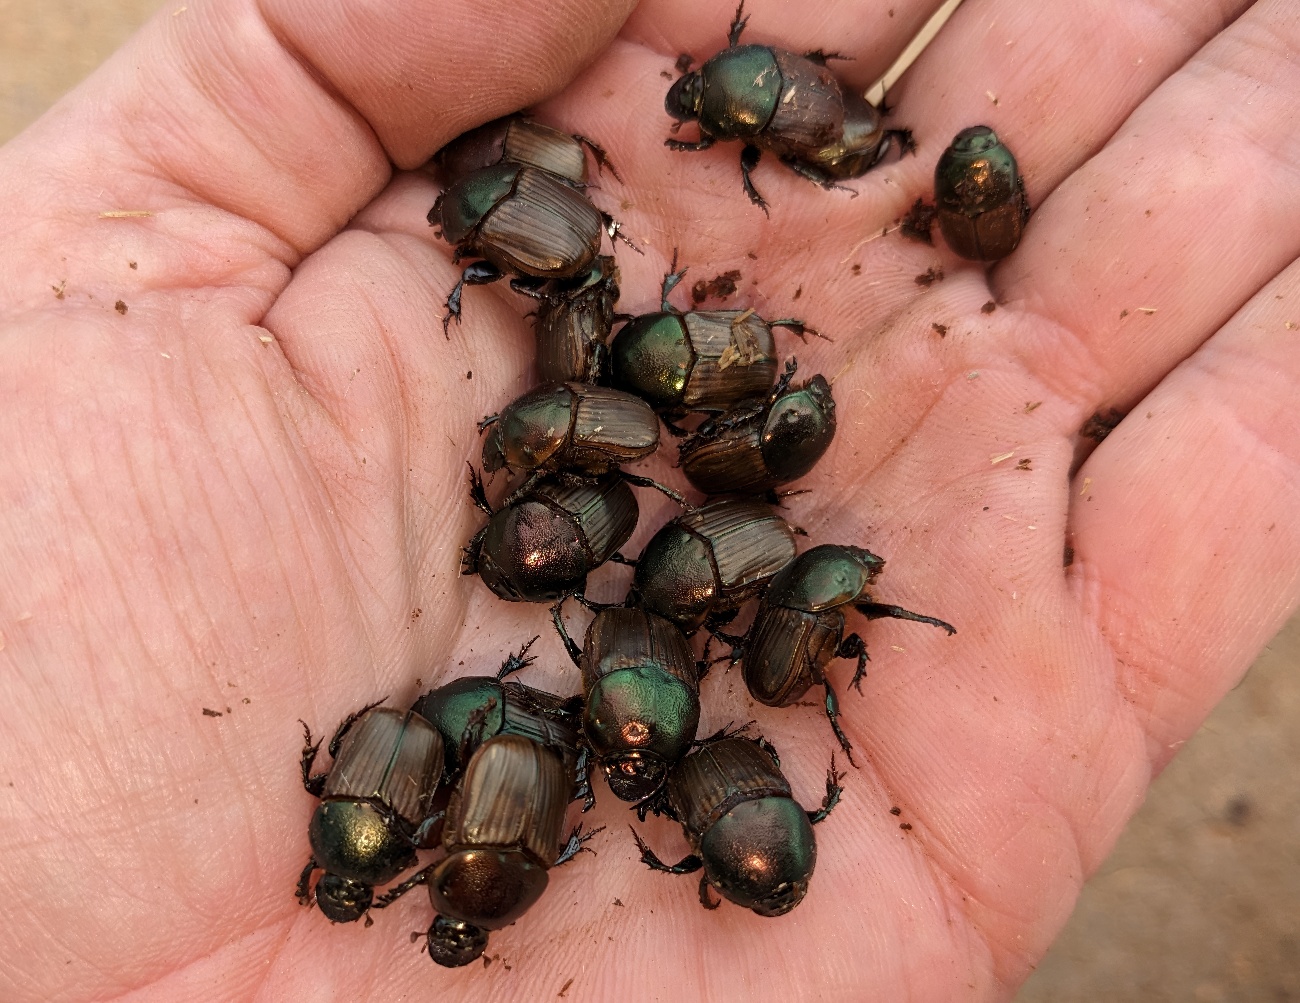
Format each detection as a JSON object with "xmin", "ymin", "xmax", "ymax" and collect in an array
[
  {"xmin": 1070, "ymin": 257, "xmax": 1300, "ymax": 762},
  {"xmin": 0, "ymin": 0, "xmax": 636, "ymax": 306},
  {"xmin": 996, "ymin": 0, "xmax": 1300, "ymax": 412}
]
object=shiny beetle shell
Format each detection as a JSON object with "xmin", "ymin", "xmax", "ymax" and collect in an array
[
  {"xmin": 482, "ymin": 383, "xmax": 659, "ymax": 477},
  {"xmin": 425, "ymin": 735, "xmax": 572, "ymax": 965},
  {"xmin": 412, "ymin": 676, "xmax": 581, "ymax": 781},
  {"xmin": 611, "ymin": 309, "xmax": 778, "ymax": 414},
  {"xmin": 793, "ymin": 92, "xmax": 894, "ymax": 180},
  {"xmin": 436, "ymin": 115, "xmax": 589, "ymax": 187},
  {"xmin": 632, "ymin": 498, "xmax": 797, "ymax": 633},
  {"xmin": 465, "ymin": 475, "xmax": 639, "ymax": 603},
  {"xmin": 529, "ymin": 256, "xmax": 620, "ymax": 383},
  {"xmin": 579, "ymin": 607, "xmax": 700, "ymax": 802},
  {"xmin": 302, "ymin": 707, "xmax": 444, "ymax": 923},
  {"xmin": 665, "ymin": 736, "xmax": 821, "ymax": 916},
  {"xmin": 678, "ymin": 370, "xmax": 836, "ymax": 495},
  {"xmin": 934, "ymin": 125, "xmax": 1029, "ymax": 262},
  {"xmin": 432, "ymin": 163, "xmax": 603, "ymax": 279}
]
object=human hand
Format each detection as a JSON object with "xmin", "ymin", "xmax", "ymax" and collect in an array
[{"xmin": 1, "ymin": 0, "xmax": 1296, "ymax": 999}]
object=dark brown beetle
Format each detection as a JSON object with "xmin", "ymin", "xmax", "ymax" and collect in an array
[
  {"xmin": 552, "ymin": 604, "xmax": 701, "ymax": 803},
  {"xmin": 296, "ymin": 705, "xmax": 444, "ymax": 923},
  {"xmin": 677, "ymin": 359, "xmax": 836, "ymax": 496},
  {"xmin": 519, "ymin": 255, "xmax": 620, "ymax": 383},
  {"xmin": 411, "ymin": 641, "xmax": 592, "ymax": 808},
  {"xmin": 739, "ymin": 545, "xmax": 955, "ymax": 763},
  {"xmin": 665, "ymin": 1, "xmax": 850, "ymax": 212},
  {"xmin": 631, "ymin": 497, "xmax": 797, "ymax": 635},
  {"xmin": 376, "ymin": 734, "xmax": 598, "ymax": 967},
  {"xmin": 934, "ymin": 125, "xmax": 1029, "ymax": 262},
  {"xmin": 434, "ymin": 114, "xmax": 620, "ymax": 188},
  {"xmin": 431, "ymin": 164, "xmax": 629, "ymax": 335},
  {"xmin": 462, "ymin": 468, "xmax": 638, "ymax": 603},
  {"xmin": 480, "ymin": 382, "xmax": 659, "ymax": 480},
  {"xmin": 610, "ymin": 258, "xmax": 818, "ymax": 427},
  {"xmin": 633, "ymin": 733, "xmax": 841, "ymax": 915}
]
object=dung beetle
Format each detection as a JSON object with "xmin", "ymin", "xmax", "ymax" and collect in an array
[
  {"xmin": 412, "ymin": 640, "xmax": 592, "ymax": 807},
  {"xmin": 610, "ymin": 258, "xmax": 817, "ymax": 425},
  {"xmin": 630, "ymin": 497, "xmax": 797, "ymax": 635},
  {"xmin": 934, "ymin": 125, "xmax": 1029, "ymax": 262},
  {"xmin": 480, "ymin": 382, "xmax": 659, "ymax": 480},
  {"xmin": 296, "ymin": 704, "xmax": 444, "ymax": 923},
  {"xmin": 632, "ymin": 732, "xmax": 841, "ymax": 915},
  {"xmin": 463, "ymin": 467, "xmax": 638, "ymax": 603},
  {"xmin": 430, "ymin": 163, "xmax": 630, "ymax": 335},
  {"xmin": 677, "ymin": 359, "xmax": 836, "ymax": 496},
  {"xmin": 552, "ymin": 603, "xmax": 701, "ymax": 803},
  {"xmin": 434, "ymin": 114, "xmax": 620, "ymax": 188},
  {"xmin": 666, "ymin": 2, "xmax": 905, "ymax": 212},
  {"xmin": 739, "ymin": 544, "xmax": 956, "ymax": 763},
  {"xmin": 376, "ymin": 734, "xmax": 600, "ymax": 967},
  {"xmin": 519, "ymin": 255, "xmax": 620, "ymax": 383},
  {"xmin": 787, "ymin": 91, "xmax": 914, "ymax": 185}
]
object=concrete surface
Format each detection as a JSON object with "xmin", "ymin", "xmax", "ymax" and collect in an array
[{"xmin": 3, "ymin": 2, "xmax": 1297, "ymax": 1000}]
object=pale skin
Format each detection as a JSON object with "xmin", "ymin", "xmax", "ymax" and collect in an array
[{"xmin": 1, "ymin": 0, "xmax": 1297, "ymax": 998}]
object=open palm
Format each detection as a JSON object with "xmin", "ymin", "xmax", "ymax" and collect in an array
[{"xmin": 2, "ymin": 0, "xmax": 1297, "ymax": 999}]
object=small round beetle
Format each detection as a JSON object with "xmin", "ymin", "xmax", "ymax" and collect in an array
[
  {"xmin": 677, "ymin": 359, "xmax": 836, "ymax": 496},
  {"xmin": 521, "ymin": 256, "xmax": 620, "ymax": 384},
  {"xmin": 480, "ymin": 382, "xmax": 660, "ymax": 480},
  {"xmin": 434, "ymin": 114, "xmax": 620, "ymax": 188},
  {"xmin": 934, "ymin": 125, "xmax": 1029, "ymax": 262},
  {"xmin": 633, "ymin": 732, "xmax": 841, "ymax": 915},
  {"xmin": 739, "ymin": 544, "xmax": 956, "ymax": 763},
  {"xmin": 412, "ymin": 640, "xmax": 590, "ymax": 807},
  {"xmin": 430, "ymin": 164, "xmax": 625, "ymax": 335},
  {"xmin": 462, "ymin": 468, "xmax": 638, "ymax": 603},
  {"xmin": 296, "ymin": 704, "xmax": 444, "ymax": 923},
  {"xmin": 375, "ymin": 734, "xmax": 599, "ymax": 968},
  {"xmin": 552, "ymin": 604, "xmax": 701, "ymax": 803},
  {"xmin": 631, "ymin": 497, "xmax": 798, "ymax": 635},
  {"xmin": 610, "ymin": 258, "xmax": 816, "ymax": 424}
]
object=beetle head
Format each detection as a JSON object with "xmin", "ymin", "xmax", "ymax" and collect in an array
[
  {"xmin": 665, "ymin": 72, "xmax": 704, "ymax": 123},
  {"xmin": 425, "ymin": 915, "xmax": 489, "ymax": 967},
  {"xmin": 314, "ymin": 874, "xmax": 373, "ymax": 924},
  {"xmin": 950, "ymin": 125, "xmax": 1000, "ymax": 156},
  {"xmin": 603, "ymin": 751, "xmax": 668, "ymax": 803}
]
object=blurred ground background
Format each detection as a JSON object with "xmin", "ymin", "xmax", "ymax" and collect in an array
[{"xmin": 3, "ymin": 2, "xmax": 1297, "ymax": 1000}]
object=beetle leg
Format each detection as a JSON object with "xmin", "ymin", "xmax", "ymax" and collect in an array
[
  {"xmin": 821, "ymin": 681, "xmax": 858, "ymax": 767},
  {"xmin": 501, "ymin": 470, "xmax": 545, "ymax": 509},
  {"xmin": 460, "ymin": 529, "xmax": 486, "ymax": 576},
  {"xmin": 411, "ymin": 810, "xmax": 446, "ymax": 849},
  {"xmin": 443, "ymin": 261, "xmax": 504, "ymax": 336},
  {"xmin": 756, "ymin": 735, "xmax": 781, "ymax": 769},
  {"xmin": 857, "ymin": 602, "xmax": 956, "ymax": 635},
  {"xmin": 802, "ymin": 48, "xmax": 852, "ymax": 65},
  {"xmin": 299, "ymin": 721, "xmax": 327, "ymax": 795},
  {"xmin": 660, "ymin": 254, "xmax": 688, "ymax": 312},
  {"xmin": 606, "ymin": 552, "xmax": 637, "ymax": 567},
  {"xmin": 295, "ymin": 858, "xmax": 318, "ymax": 906},
  {"xmin": 573, "ymin": 745, "xmax": 596, "ymax": 812},
  {"xmin": 767, "ymin": 318, "xmax": 830, "ymax": 343},
  {"xmin": 618, "ymin": 471, "xmax": 692, "ymax": 509},
  {"xmin": 661, "ymin": 417, "xmax": 691, "ymax": 438},
  {"xmin": 496, "ymin": 636, "xmax": 539, "ymax": 679},
  {"xmin": 726, "ymin": 0, "xmax": 749, "ymax": 47},
  {"xmin": 370, "ymin": 862, "xmax": 436, "ymax": 910},
  {"xmin": 327, "ymin": 698, "xmax": 386, "ymax": 759},
  {"xmin": 572, "ymin": 134, "xmax": 624, "ymax": 183},
  {"xmin": 555, "ymin": 822, "xmax": 606, "ymax": 865},
  {"xmin": 807, "ymin": 753, "xmax": 844, "ymax": 825},
  {"xmin": 599, "ymin": 211, "xmax": 643, "ymax": 254},
  {"xmin": 466, "ymin": 463, "xmax": 494, "ymax": 517},
  {"xmin": 837, "ymin": 633, "xmax": 870, "ymax": 694},
  {"xmin": 782, "ymin": 157, "xmax": 858, "ymax": 196},
  {"xmin": 1017, "ymin": 175, "xmax": 1031, "ymax": 224},
  {"xmin": 665, "ymin": 135, "xmax": 716, "ymax": 153},
  {"xmin": 631, "ymin": 826, "xmax": 703, "ymax": 874},
  {"xmin": 476, "ymin": 412, "xmax": 499, "ymax": 433},
  {"xmin": 771, "ymin": 357, "xmax": 798, "ymax": 399},
  {"xmin": 739, "ymin": 145, "xmax": 770, "ymax": 216},
  {"xmin": 698, "ymin": 876, "xmax": 721, "ymax": 910},
  {"xmin": 550, "ymin": 598, "xmax": 584, "ymax": 667}
]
